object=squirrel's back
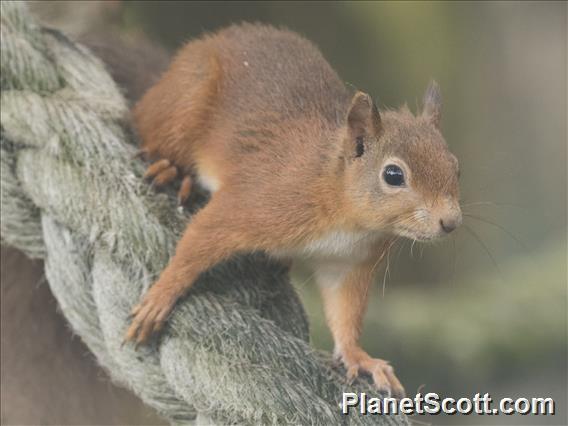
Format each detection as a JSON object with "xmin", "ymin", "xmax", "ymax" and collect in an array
[
  {"xmin": 212, "ymin": 24, "xmax": 350, "ymax": 122},
  {"xmin": 134, "ymin": 23, "xmax": 352, "ymax": 194}
]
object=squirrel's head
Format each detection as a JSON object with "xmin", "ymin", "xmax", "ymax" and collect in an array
[{"xmin": 340, "ymin": 81, "xmax": 461, "ymax": 241}]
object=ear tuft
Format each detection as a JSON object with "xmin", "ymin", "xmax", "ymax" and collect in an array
[
  {"xmin": 422, "ymin": 80, "xmax": 442, "ymax": 128},
  {"xmin": 347, "ymin": 91, "xmax": 382, "ymax": 139}
]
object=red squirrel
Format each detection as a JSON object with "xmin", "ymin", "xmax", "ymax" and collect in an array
[{"xmin": 125, "ymin": 23, "xmax": 462, "ymax": 398}]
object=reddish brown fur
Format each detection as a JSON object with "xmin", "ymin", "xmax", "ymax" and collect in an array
[{"xmin": 126, "ymin": 24, "xmax": 462, "ymax": 397}]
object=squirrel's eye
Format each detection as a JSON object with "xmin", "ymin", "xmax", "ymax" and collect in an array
[{"xmin": 383, "ymin": 164, "xmax": 405, "ymax": 186}]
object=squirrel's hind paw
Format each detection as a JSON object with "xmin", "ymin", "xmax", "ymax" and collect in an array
[
  {"xmin": 153, "ymin": 166, "xmax": 178, "ymax": 187},
  {"xmin": 143, "ymin": 158, "xmax": 193, "ymax": 205},
  {"xmin": 143, "ymin": 158, "xmax": 170, "ymax": 179},
  {"xmin": 144, "ymin": 159, "xmax": 179, "ymax": 187}
]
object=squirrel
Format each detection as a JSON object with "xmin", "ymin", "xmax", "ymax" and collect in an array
[{"xmin": 124, "ymin": 23, "xmax": 462, "ymax": 398}]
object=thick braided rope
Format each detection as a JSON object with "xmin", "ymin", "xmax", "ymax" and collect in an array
[{"xmin": 0, "ymin": 3, "xmax": 408, "ymax": 425}]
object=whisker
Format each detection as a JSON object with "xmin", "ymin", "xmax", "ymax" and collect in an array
[
  {"xmin": 394, "ymin": 239, "xmax": 406, "ymax": 266},
  {"xmin": 410, "ymin": 239, "xmax": 417, "ymax": 258},
  {"xmin": 460, "ymin": 200, "xmax": 526, "ymax": 210},
  {"xmin": 462, "ymin": 223, "xmax": 503, "ymax": 276},
  {"xmin": 382, "ymin": 245, "xmax": 392, "ymax": 298},
  {"xmin": 450, "ymin": 233, "xmax": 457, "ymax": 286},
  {"xmin": 370, "ymin": 238, "xmax": 395, "ymax": 276},
  {"xmin": 296, "ymin": 269, "xmax": 317, "ymax": 289},
  {"xmin": 463, "ymin": 213, "xmax": 527, "ymax": 251}
]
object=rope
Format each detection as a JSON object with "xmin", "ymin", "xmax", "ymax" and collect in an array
[{"xmin": 0, "ymin": 2, "xmax": 408, "ymax": 424}]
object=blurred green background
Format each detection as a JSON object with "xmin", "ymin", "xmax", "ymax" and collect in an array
[{"xmin": 30, "ymin": 1, "xmax": 566, "ymax": 424}]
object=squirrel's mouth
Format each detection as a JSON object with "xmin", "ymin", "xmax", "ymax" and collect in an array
[{"xmin": 393, "ymin": 226, "xmax": 440, "ymax": 243}]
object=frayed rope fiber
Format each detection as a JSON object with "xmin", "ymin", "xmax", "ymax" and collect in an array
[{"xmin": 0, "ymin": 2, "xmax": 408, "ymax": 425}]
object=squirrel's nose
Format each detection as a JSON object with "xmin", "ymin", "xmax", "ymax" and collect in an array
[{"xmin": 440, "ymin": 218, "xmax": 459, "ymax": 233}]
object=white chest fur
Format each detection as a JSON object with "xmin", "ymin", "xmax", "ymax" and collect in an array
[
  {"xmin": 272, "ymin": 229, "xmax": 386, "ymax": 289},
  {"xmin": 197, "ymin": 171, "xmax": 220, "ymax": 193},
  {"xmin": 274, "ymin": 229, "xmax": 383, "ymax": 263},
  {"xmin": 302, "ymin": 230, "xmax": 378, "ymax": 259}
]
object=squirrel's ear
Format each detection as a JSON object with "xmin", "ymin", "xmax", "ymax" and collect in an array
[
  {"xmin": 347, "ymin": 92, "xmax": 382, "ymax": 139},
  {"xmin": 422, "ymin": 80, "xmax": 442, "ymax": 128}
]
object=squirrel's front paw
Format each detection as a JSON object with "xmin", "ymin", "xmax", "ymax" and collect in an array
[
  {"xmin": 124, "ymin": 285, "xmax": 178, "ymax": 345},
  {"xmin": 339, "ymin": 346, "xmax": 406, "ymax": 399}
]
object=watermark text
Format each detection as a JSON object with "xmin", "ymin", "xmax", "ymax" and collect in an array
[{"xmin": 341, "ymin": 392, "xmax": 555, "ymax": 416}]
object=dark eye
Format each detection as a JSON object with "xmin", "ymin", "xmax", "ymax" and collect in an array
[{"xmin": 383, "ymin": 164, "xmax": 405, "ymax": 186}]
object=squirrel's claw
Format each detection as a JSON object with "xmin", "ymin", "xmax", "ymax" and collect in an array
[
  {"xmin": 123, "ymin": 286, "xmax": 177, "ymax": 346},
  {"xmin": 144, "ymin": 159, "xmax": 179, "ymax": 187},
  {"xmin": 177, "ymin": 175, "xmax": 193, "ymax": 205},
  {"xmin": 153, "ymin": 166, "xmax": 178, "ymax": 187},
  {"xmin": 144, "ymin": 158, "xmax": 171, "ymax": 180},
  {"xmin": 340, "ymin": 347, "xmax": 406, "ymax": 399},
  {"xmin": 143, "ymin": 158, "xmax": 192, "ymax": 204}
]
